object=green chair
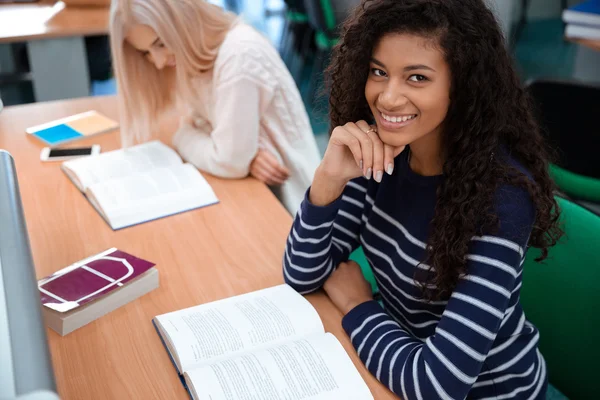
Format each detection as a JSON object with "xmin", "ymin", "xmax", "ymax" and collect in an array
[
  {"xmin": 303, "ymin": 0, "xmax": 339, "ymax": 103},
  {"xmin": 520, "ymin": 196, "xmax": 600, "ymax": 399},
  {"xmin": 280, "ymin": 0, "xmax": 312, "ymax": 81},
  {"xmin": 303, "ymin": 0, "xmax": 338, "ymax": 48},
  {"xmin": 550, "ymin": 164, "xmax": 600, "ymax": 204},
  {"xmin": 526, "ymin": 79, "xmax": 600, "ymax": 205},
  {"xmin": 350, "ymin": 246, "xmax": 379, "ymax": 295}
]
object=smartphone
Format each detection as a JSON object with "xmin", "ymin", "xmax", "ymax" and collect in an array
[{"xmin": 40, "ymin": 145, "xmax": 101, "ymax": 162}]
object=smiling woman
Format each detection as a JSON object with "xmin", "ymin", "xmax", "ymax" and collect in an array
[
  {"xmin": 283, "ymin": 0, "xmax": 563, "ymax": 399},
  {"xmin": 365, "ymin": 33, "xmax": 451, "ymax": 176}
]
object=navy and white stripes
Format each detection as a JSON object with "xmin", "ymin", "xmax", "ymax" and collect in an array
[{"xmin": 283, "ymin": 151, "xmax": 547, "ymax": 399}]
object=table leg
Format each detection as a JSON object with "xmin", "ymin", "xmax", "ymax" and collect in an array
[{"xmin": 27, "ymin": 36, "xmax": 90, "ymax": 102}]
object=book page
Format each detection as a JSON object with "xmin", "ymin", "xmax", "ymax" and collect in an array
[
  {"xmin": 186, "ymin": 333, "xmax": 373, "ymax": 400},
  {"xmin": 62, "ymin": 141, "xmax": 182, "ymax": 191},
  {"xmin": 87, "ymin": 163, "xmax": 201, "ymax": 211},
  {"xmin": 86, "ymin": 163, "xmax": 217, "ymax": 229},
  {"xmin": 154, "ymin": 285, "xmax": 324, "ymax": 374}
]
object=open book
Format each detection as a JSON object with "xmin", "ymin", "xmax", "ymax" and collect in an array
[
  {"xmin": 62, "ymin": 141, "xmax": 218, "ymax": 230},
  {"xmin": 152, "ymin": 284, "xmax": 374, "ymax": 400}
]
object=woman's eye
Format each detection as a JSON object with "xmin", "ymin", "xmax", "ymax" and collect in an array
[
  {"xmin": 408, "ymin": 74, "xmax": 428, "ymax": 82},
  {"xmin": 370, "ymin": 68, "xmax": 387, "ymax": 77}
]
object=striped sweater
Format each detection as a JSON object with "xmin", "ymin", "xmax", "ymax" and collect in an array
[{"xmin": 283, "ymin": 150, "xmax": 547, "ymax": 399}]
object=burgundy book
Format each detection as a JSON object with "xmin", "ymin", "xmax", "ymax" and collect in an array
[{"xmin": 38, "ymin": 248, "xmax": 155, "ymax": 313}]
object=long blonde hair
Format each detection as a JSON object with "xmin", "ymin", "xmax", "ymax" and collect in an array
[{"xmin": 110, "ymin": 0, "xmax": 236, "ymax": 145}]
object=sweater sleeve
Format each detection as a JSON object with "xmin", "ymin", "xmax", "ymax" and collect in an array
[
  {"xmin": 340, "ymin": 186, "xmax": 536, "ymax": 400},
  {"xmin": 283, "ymin": 178, "xmax": 370, "ymax": 294},
  {"xmin": 172, "ymin": 50, "xmax": 275, "ymax": 178}
]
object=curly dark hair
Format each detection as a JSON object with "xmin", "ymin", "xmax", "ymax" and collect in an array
[{"xmin": 326, "ymin": 0, "xmax": 563, "ymax": 299}]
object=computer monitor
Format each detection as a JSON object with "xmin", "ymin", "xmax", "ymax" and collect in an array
[{"xmin": 0, "ymin": 150, "xmax": 59, "ymax": 400}]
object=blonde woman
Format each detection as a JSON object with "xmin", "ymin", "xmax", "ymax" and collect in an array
[{"xmin": 109, "ymin": 0, "xmax": 321, "ymax": 213}]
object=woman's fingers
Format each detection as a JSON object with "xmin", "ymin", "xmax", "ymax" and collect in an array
[
  {"xmin": 345, "ymin": 121, "xmax": 374, "ymax": 179},
  {"xmin": 384, "ymin": 143, "xmax": 407, "ymax": 176},
  {"xmin": 383, "ymin": 144, "xmax": 395, "ymax": 176},
  {"xmin": 252, "ymin": 150, "xmax": 290, "ymax": 183},
  {"xmin": 362, "ymin": 124, "xmax": 385, "ymax": 182},
  {"xmin": 355, "ymin": 120, "xmax": 386, "ymax": 182},
  {"xmin": 255, "ymin": 164, "xmax": 286, "ymax": 185},
  {"xmin": 255, "ymin": 155, "xmax": 289, "ymax": 181},
  {"xmin": 330, "ymin": 125, "xmax": 365, "ymax": 171},
  {"xmin": 253, "ymin": 169, "xmax": 285, "ymax": 186},
  {"xmin": 258, "ymin": 150, "xmax": 291, "ymax": 178},
  {"xmin": 324, "ymin": 121, "xmax": 395, "ymax": 183}
]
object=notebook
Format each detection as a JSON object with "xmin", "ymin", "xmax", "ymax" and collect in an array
[
  {"xmin": 26, "ymin": 111, "xmax": 119, "ymax": 146},
  {"xmin": 152, "ymin": 284, "xmax": 374, "ymax": 400},
  {"xmin": 563, "ymin": 0, "xmax": 600, "ymax": 27},
  {"xmin": 38, "ymin": 248, "xmax": 159, "ymax": 335},
  {"xmin": 61, "ymin": 141, "xmax": 219, "ymax": 230}
]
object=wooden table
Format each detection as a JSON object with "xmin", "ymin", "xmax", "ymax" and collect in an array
[
  {"xmin": 0, "ymin": 1, "xmax": 109, "ymax": 101},
  {"xmin": 0, "ymin": 96, "xmax": 397, "ymax": 400}
]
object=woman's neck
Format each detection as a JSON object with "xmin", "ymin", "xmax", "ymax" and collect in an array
[{"xmin": 408, "ymin": 129, "xmax": 444, "ymax": 176}]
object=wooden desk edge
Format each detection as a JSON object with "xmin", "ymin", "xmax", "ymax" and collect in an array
[
  {"xmin": 0, "ymin": 1, "xmax": 109, "ymax": 44},
  {"xmin": 0, "ymin": 27, "xmax": 109, "ymax": 44}
]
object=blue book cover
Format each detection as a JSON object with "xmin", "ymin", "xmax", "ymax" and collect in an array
[
  {"xmin": 571, "ymin": 0, "xmax": 600, "ymax": 14},
  {"xmin": 564, "ymin": 1, "xmax": 600, "ymax": 26}
]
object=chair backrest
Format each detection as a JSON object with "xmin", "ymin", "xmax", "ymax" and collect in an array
[
  {"xmin": 284, "ymin": 0, "xmax": 307, "ymax": 14},
  {"xmin": 303, "ymin": 0, "xmax": 337, "ymax": 35},
  {"xmin": 550, "ymin": 164, "xmax": 600, "ymax": 202},
  {"xmin": 526, "ymin": 79, "xmax": 600, "ymax": 179},
  {"xmin": 520, "ymin": 196, "xmax": 600, "ymax": 400}
]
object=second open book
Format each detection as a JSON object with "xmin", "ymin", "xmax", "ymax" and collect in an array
[
  {"xmin": 153, "ymin": 284, "xmax": 374, "ymax": 400},
  {"xmin": 61, "ymin": 141, "xmax": 218, "ymax": 230}
]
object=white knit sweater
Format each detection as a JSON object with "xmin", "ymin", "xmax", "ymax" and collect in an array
[{"xmin": 172, "ymin": 23, "xmax": 321, "ymax": 214}]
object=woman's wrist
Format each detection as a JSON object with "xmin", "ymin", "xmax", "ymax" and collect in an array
[
  {"xmin": 341, "ymin": 298, "xmax": 373, "ymax": 315},
  {"xmin": 309, "ymin": 167, "xmax": 348, "ymax": 206}
]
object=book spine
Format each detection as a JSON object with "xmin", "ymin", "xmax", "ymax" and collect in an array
[
  {"xmin": 566, "ymin": 24, "xmax": 600, "ymax": 40},
  {"xmin": 151, "ymin": 319, "xmax": 188, "ymax": 389}
]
